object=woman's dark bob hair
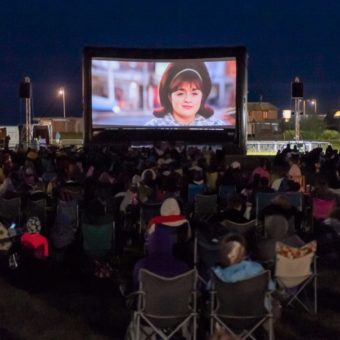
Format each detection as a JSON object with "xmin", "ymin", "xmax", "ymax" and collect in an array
[{"xmin": 153, "ymin": 61, "xmax": 213, "ymax": 118}]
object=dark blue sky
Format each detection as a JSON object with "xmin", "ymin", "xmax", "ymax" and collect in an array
[{"xmin": 1, "ymin": 0, "xmax": 339, "ymax": 125}]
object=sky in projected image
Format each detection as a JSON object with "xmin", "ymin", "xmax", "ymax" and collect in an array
[{"xmin": 91, "ymin": 59, "xmax": 236, "ymax": 128}]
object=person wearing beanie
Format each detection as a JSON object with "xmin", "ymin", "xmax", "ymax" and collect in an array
[{"xmin": 21, "ymin": 217, "xmax": 49, "ymax": 259}]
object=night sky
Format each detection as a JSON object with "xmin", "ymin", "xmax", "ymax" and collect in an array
[{"xmin": 1, "ymin": 0, "xmax": 339, "ymax": 125}]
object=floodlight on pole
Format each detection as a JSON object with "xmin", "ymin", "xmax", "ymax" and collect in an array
[
  {"xmin": 58, "ymin": 87, "xmax": 66, "ymax": 118},
  {"xmin": 310, "ymin": 99, "xmax": 317, "ymax": 113}
]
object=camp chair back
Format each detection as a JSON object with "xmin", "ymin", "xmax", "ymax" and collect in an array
[
  {"xmin": 255, "ymin": 192, "xmax": 303, "ymax": 225},
  {"xmin": 218, "ymin": 185, "xmax": 236, "ymax": 206},
  {"xmin": 26, "ymin": 197, "xmax": 47, "ymax": 228},
  {"xmin": 196, "ymin": 232, "xmax": 220, "ymax": 284},
  {"xmin": 134, "ymin": 269, "xmax": 198, "ymax": 339},
  {"xmin": 193, "ymin": 194, "xmax": 218, "ymax": 221},
  {"xmin": 49, "ymin": 199, "xmax": 79, "ymax": 249},
  {"xmin": 209, "ymin": 270, "xmax": 274, "ymax": 339},
  {"xmin": 275, "ymin": 241, "xmax": 317, "ymax": 314},
  {"xmin": 0, "ymin": 197, "xmax": 21, "ymax": 226},
  {"xmin": 81, "ymin": 220, "xmax": 114, "ymax": 259},
  {"xmin": 220, "ymin": 219, "xmax": 257, "ymax": 253}
]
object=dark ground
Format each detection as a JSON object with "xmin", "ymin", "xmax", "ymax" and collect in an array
[{"xmin": 0, "ymin": 242, "xmax": 340, "ymax": 339}]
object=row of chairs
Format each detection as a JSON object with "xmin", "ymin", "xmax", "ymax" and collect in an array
[
  {"xmin": 129, "ymin": 247, "xmax": 317, "ymax": 339},
  {"xmin": 129, "ymin": 268, "xmax": 274, "ymax": 340}
]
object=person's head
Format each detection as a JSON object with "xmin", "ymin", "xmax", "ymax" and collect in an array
[
  {"xmin": 160, "ymin": 197, "xmax": 181, "ymax": 216},
  {"xmin": 26, "ymin": 216, "xmax": 41, "ymax": 234},
  {"xmin": 218, "ymin": 233, "xmax": 246, "ymax": 267},
  {"xmin": 259, "ymin": 176, "xmax": 270, "ymax": 188},
  {"xmin": 271, "ymin": 194, "xmax": 291, "ymax": 209},
  {"xmin": 227, "ymin": 193, "xmax": 244, "ymax": 211},
  {"xmin": 155, "ymin": 62, "xmax": 213, "ymax": 123}
]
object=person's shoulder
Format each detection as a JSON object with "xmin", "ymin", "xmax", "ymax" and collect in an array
[
  {"xmin": 198, "ymin": 116, "xmax": 225, "ymax": 126},
  {"xmin": 144, "ymin": 118, "xmax": 160, "ymax": 126}
]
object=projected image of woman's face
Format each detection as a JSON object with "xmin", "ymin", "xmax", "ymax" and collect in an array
[{"xmin": 169, "ymin": 82, "xmax": 203, "ymax": 124}]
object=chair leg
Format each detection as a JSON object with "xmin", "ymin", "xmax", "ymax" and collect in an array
[
  {"xmin": 314, "ymin": 275, "xmax": 318, "ymax": 314},
  {"xmin": 268, "ymin": 316, "xmax": 275, "ymax": 340}
]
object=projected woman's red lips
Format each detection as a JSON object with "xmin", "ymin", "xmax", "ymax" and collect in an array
[{"xmin": 182, "ymin": 105, "xmax": 193, "ymax": 109}]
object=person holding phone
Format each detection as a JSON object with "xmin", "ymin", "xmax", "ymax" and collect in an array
[{"xmin": 145, "ymin": 61, "xmax": 225, "ymax": 127}]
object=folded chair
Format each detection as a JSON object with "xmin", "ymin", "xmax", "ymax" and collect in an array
[
  {"xmin": 132, "ymin": 269, "xmax": 198, "ymax": 340},
  {"xmin": 209, "ymin": 270, "xmax": 274, "ymax": 339},
  {"xmin": 275, "ymin": 241, "xmax": 317, "ymax": 314}
]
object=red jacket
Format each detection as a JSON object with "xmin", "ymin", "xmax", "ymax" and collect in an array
[{"xmin": 21, "ymin": 232, "xmax": 49, "ymax": 259}]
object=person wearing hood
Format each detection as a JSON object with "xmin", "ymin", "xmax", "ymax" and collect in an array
[
  {"xmin": 133, "ymin": 227, "xmax": 189, "ymax": 288},
  {"xmin": 146, "ymin": 197, "xmax": 190, "ymax": 238}
]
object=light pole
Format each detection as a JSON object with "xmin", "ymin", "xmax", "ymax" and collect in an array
[
  {"xmin": 310, "ymin": 99, "xmax": 317, "ymax": 113},
  {"xmin": 58, "ymin": 87, "xmax": 66, "ymax": 118}
]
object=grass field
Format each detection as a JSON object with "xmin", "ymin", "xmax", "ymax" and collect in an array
[{"xmin": 1, "ymin": 247, "xmax": 340, "ymax": 339}]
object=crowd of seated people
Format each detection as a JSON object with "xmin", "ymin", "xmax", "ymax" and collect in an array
[{"xmin": 0, "ymin": 142, "xmax": 340, "ymax": 335}]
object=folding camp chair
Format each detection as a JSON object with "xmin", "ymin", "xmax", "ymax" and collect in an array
[
  {"xmin": 49, "ymin": 199, "xmax": 79, "ymax": 250},
  {"xmin": 132, "ymin": 269, "xmax": 198, "ymax": 340},
  {"xmin": 218, "ymin": 184, "xmax": 236, "ymax": 207},
  {"xmin": 81, "ymin": 219, "xmax": 115, "ymax": 259},
  {"xmin": 220, "ymin": 219, "xmax": 257, "ymax": 253},
  {"xmin": 193, "ymin": 194, "xmax": 218, "ymax": 222},
  {"xmin": 0, "ymin": 197, "xmax": 21, "ymax": 227},
  {"xmin": 255, "ymin": 192, "xmax": 303, "ymax": 226},
  {"xmin": 209, "ymin": 270, "xmax": 274, "ymax": 339},
  {"xmin": 187, "ymin": 183, "xmax": 205, "ymax": 205},
  {"xmin": 275, "ymin": 241, "xmax": 317, "ymax": 314},
  {"xmin": 26, "ymin": 197, "xmax": 47, "ymax": 229},
  {"xmin": 196, "ymin": 231, "xmax": 220, "ymax": 284}
]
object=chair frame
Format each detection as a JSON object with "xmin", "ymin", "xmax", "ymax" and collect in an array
[
  {"xmin": 133, "ymin": 269, "xmax": 198, "ymax": 340},
  {"xmin": 210, "ymin": 270, "xmax": 274, "ymax": 340},
  {"xmin": 275, "ymin": 252, "xmax": 318, "ymax": 314},
  {"xmin": 0, "ymin": 196, "xmax": 22, "ymax": 227},
  {"xmin": 193, "ymin": 194, "xmax": 218, "ymax": 222},
  {"xmin": 255, "ymin": 192, "xmax": 303, "ymax": 226},
  {"xmin": 209, "ymin": 270, "xmax": 274, "ymax": 340}
]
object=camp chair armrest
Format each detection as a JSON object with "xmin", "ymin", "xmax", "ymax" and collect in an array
[{"xmin": 126, "ymin": 290, "xmax": 145, "ymax": 310}]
